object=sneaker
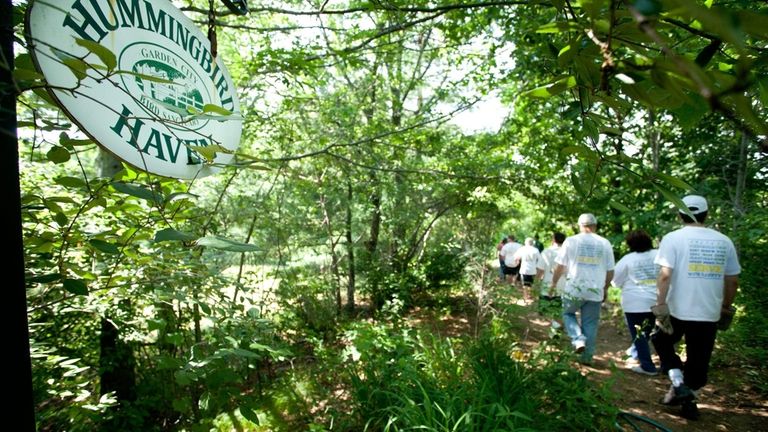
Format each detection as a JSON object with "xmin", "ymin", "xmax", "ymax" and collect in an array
[
  {"xmin": 625, "ymin": 345, "xmax": 638, "ymax": 360},
  {"xmin": 660, "ymin": 383, "xmax": 695, "ymax": 406},
  {"xmin": 574, "ymin": 340, "xmax": 586, "ymax": 354},
  {"xmin": 631, "ymin": 365, "xmax": 659, "ymax": 376},
  {"xmin": 680, "ymin": 400, "xmax": 700, "ymax": 420}
]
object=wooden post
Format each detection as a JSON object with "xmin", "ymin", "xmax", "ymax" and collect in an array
[{"xmin": 1, "ymin": 0, "xmax": 36, "ymax": 429}]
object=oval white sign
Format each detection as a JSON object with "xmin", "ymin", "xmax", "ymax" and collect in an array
[{"xmin": 26, "ymin": 0, "xmax": 242, "ymax": 179}]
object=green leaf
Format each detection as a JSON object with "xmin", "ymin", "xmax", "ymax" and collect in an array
[
  {"xmin": 174, "ymin": 370, "xmax": 193, "ymax": 386},
  {"xmin": 215, "ymin": 347, "xmax": 261, "ymax": 360},
  {"xmin": 89, "ymin": 239, "xmax": 120, "ymax": 254},
  {"xmin": 239, "ymin": 406, "xmax": 262, "ymax": 425},
  {"xmin": 154, "ymin": 228, "xmax": 197, "ymax": 242},
  {"xmin": 75, "ymin": 38, "xmax": 117, "ymax": 71},
  {"xmin": 27, "ymin": 273, "xmax": 62, "ymax": 284},
  {"xmin": 738, "ymin": 10, "xmax": 768, "ymax": 40},
  {"xmin": 198, "ymin": 302, "xmax": 211, "ymax": 315},
  {"xmin": 59, "ymin": 135, "xmax": 94, "ymax": 147},
  {"xmin": 47, "ymin": 146, "xmax": 71, "ymax": 164},
  {"xmin": 112, "ymin": 182, "xmax": 164, "ymax": 204},
  {"xmin": 571, "ymin": 172, "xmax": 589, "ymax": 197},
  {"xmin": 188, "ymin": 144, "xmax": 232, "ymax": 162},
  {"xmin": 167, "ymin": 192, "xmax": 199, "ymax": 203},
  {"xmin": 521, "ymin": 76, "xmax": 577, "ymax": 98},
  {"xmin": 13, "ymin": 68, "xmax": 44, "ymax": 82},
  {"xmin": 202, "ymin": 104, "xmax": 233, "ymax": 116},
  {"xmin": 582, "ymin": 0, "xmax": 605, "ymax": 20},
  {"xmin": 669, "ymin": 96, "xmax": 709, "ymax": 130},
  {"xmin": 561, "ymin": 145, "xmax": 599, "ymax": 162},
  {"xmin": 83, "ymin": 196, "xmax": 108, "ymax": 213},
  {"xmin": 15, "ymin": 53, "xmax": 34, "ymax": 70},
  {"xmin": 54, "ymin": 176, "xmax": 87, "ymax": 188},
  {"xmin": 599, "ymin": 126, "xmax": 622, "ymax": 137},
  {"xmin": 535, "ymin": 21, "xmax": 581, "ymax": 34},
  {"xmin": 196, "ymin": 236, "xmax": 259, "ymax": 252},
  {"xmin": 593, "ymin": 94, "xmax": 632, "ymax": 114},
  {"xmin": 62, "ymin": 58, "xmax": 88, "ymax": 80},
  {"xmin": 63, "ymin": 279, "xmax": 88, "ymax": 295},
  {"xmin": 608, "ymin": 200, "xmax": 632, "ymax": 213},
  {"xmin": 557, "ymin": 40, "xmax": 579, "ymax": 67},
  {"xmin": 54, "ymin": 212, "xmax": 68, "ymax": 227},
  {"xmin": 32, "ymin": 88, "xmax": 57, "ymax": 106},
  {"xmin": 48, "ymin": 196, "xmax": 77, "ymax": 204},
  {"xmin": 653, "ymin": 183, "xmax": 693, "ymax": 218},
  {"xmin": 654, "ymin": 171, "xmax": 693, "ymax": 191}
]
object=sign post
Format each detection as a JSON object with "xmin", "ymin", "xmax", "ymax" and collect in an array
[{"xmin": 2, "ymin": 0, "xmax": 36, "ymax": 429}]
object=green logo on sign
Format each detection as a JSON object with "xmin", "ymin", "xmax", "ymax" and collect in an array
[{"xmin": 120, "ymin": 42, "xmax": 212, "ymax": 131}]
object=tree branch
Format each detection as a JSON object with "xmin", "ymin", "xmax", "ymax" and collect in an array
[{"xmin": 182, "ymin": 1, "xmax": 529, "ymax": 17}]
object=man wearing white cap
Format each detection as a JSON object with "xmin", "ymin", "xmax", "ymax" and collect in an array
[
  {"xmin": 551, "ymin": 213, "xmax": 615, "ymax": 365},
  {"xmin": 651, "ymin": 195, "xmax": 741, "ymax": 420}
]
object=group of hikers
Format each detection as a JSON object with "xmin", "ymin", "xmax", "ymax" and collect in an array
[{"xmin": 495, "ymin": 195, "xmax": 741, "ymax": 421}]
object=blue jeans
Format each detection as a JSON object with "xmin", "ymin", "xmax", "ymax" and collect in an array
[
  {"xmin": 498, "ymin": 259, "xmax": 506, "ymax": 279},
  {"xmin": 625, "ymin": 312, "xmax": 657, "ymax": 372},
  {"xmin": 563, "ymin": 298, "xmax": 601, "ymax": 362}
]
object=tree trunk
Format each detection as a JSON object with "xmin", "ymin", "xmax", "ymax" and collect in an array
[
  {"xmin": 366, "ymin": 171, "xmax": 381, "ymax": 256},
  {"xmin": 97, "ymin": 150, "xmax": 137, "ymax": 429},
  {"xmin": 99, "ymin": 318, "xmax": 137, "ymax": 401},
  {"xmin": 319, "ymin": 193, "xmax": 342, "ymax": 313},
  {"xmin": 345, "ymin": 180, "xmax": 356, "ymax": 311},
  {"xmin": 731, "ymin": 132, "xmax": 749, "ymax": 253},
  {"xmin": 97, "ymin": 150, "xmax": 123, "ymax": 177},
  {"xmin": 2, "ymin": 1, "xmax": 35, "ymax": 425}
]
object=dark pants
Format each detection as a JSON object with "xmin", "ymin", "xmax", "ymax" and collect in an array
[
  {"xmin": 625, "ymin": 312, "xmax": 657, "ymax": 372},
  {"xmin": 652, "ymin": 317, "xmax": 718, "ymax": 391}
]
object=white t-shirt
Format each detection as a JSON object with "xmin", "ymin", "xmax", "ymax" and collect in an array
[
  {"xmin": 513, "ymin": 245, "xmax": 541, "ymax": 276},
  {"xmin": 500, "ymin": 242, "xmax": 522, "ymax": 267},
  {"xmin": 612, "ymin": 250, "xmax": 659, "ymax": 313},
  {"xmin": 538, "ymin": 245, "xmax": 566, "ymax": 294},
  {"xmin": 555, "ymin": 232, "xmax": 616, "ymax": 301},
  {"xmin": 655, "ymin": 226, "xmax": 741, "ymax": 322}
]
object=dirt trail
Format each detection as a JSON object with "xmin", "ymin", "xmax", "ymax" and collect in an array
[{"xmin": 517, "ymin": 300, "xmax": 768, "ymax": 432}]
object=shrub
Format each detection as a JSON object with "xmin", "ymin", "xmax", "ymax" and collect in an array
[{"xmin": 344, "ymin": 322, "xmax": 618, "ymax": 431}]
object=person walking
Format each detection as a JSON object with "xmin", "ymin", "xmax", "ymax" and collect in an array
[
  {"xmin": 539, "ymin": 232, "xmax": 566, "ymax": 300},
  {"xmin": 513, "ymin": 237, "xmax": 543, "ymax": 300},
  {"xmin": 500, "ymin": 235, "xmax": 522, "ymax": 285},
  {"xmin": 497, "ymin": 236, "xmax": 508, "ymax": 282},
  {"xmin": 612, "ymin": 230, "xmax": 659, "ymax": 376},
  {"xmin": 551, "ymin": 213, "xmax": 615, "ymax": 365},
  {"xmin": 651, "ymin": 195, "xmax": 740, "ymax": 420},
  {"xmin": 538, "ymin": 232, "xmax": 566, "ymax": 317}
]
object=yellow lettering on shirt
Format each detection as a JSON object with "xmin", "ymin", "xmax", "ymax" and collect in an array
[
  {"xmin": 577, "ymin": 256, "xmax": 600, "ymax": 264},
  {"xmin": 688, "ymin": 263, "xmax": 722, "ymax": 273}
]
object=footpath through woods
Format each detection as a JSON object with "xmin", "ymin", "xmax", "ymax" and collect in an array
[{"xmin": 406, "ymin": 286, "xmax": 768, "ymax": 432}]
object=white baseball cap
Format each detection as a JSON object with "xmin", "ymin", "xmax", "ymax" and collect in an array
[
  {"xmin": 578, "ymin": 213, "xmax": 597, "ymax": 225},
  {"xmin": 681, "ymin": 195, "xmax": 708, "ymax": 215}
]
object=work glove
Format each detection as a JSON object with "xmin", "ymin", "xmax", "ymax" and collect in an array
[
  {"xmin": 651, "ymin": 304, "xmax": 673, "ymax": 335},
  {"xmin": 717, "ymin": 305, "xmax": 736, "ymax": 331}
]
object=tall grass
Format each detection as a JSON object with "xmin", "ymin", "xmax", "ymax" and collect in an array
[{"xmin": 346, "ymin": 323, "xmax": 618, "ymax": 431}]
